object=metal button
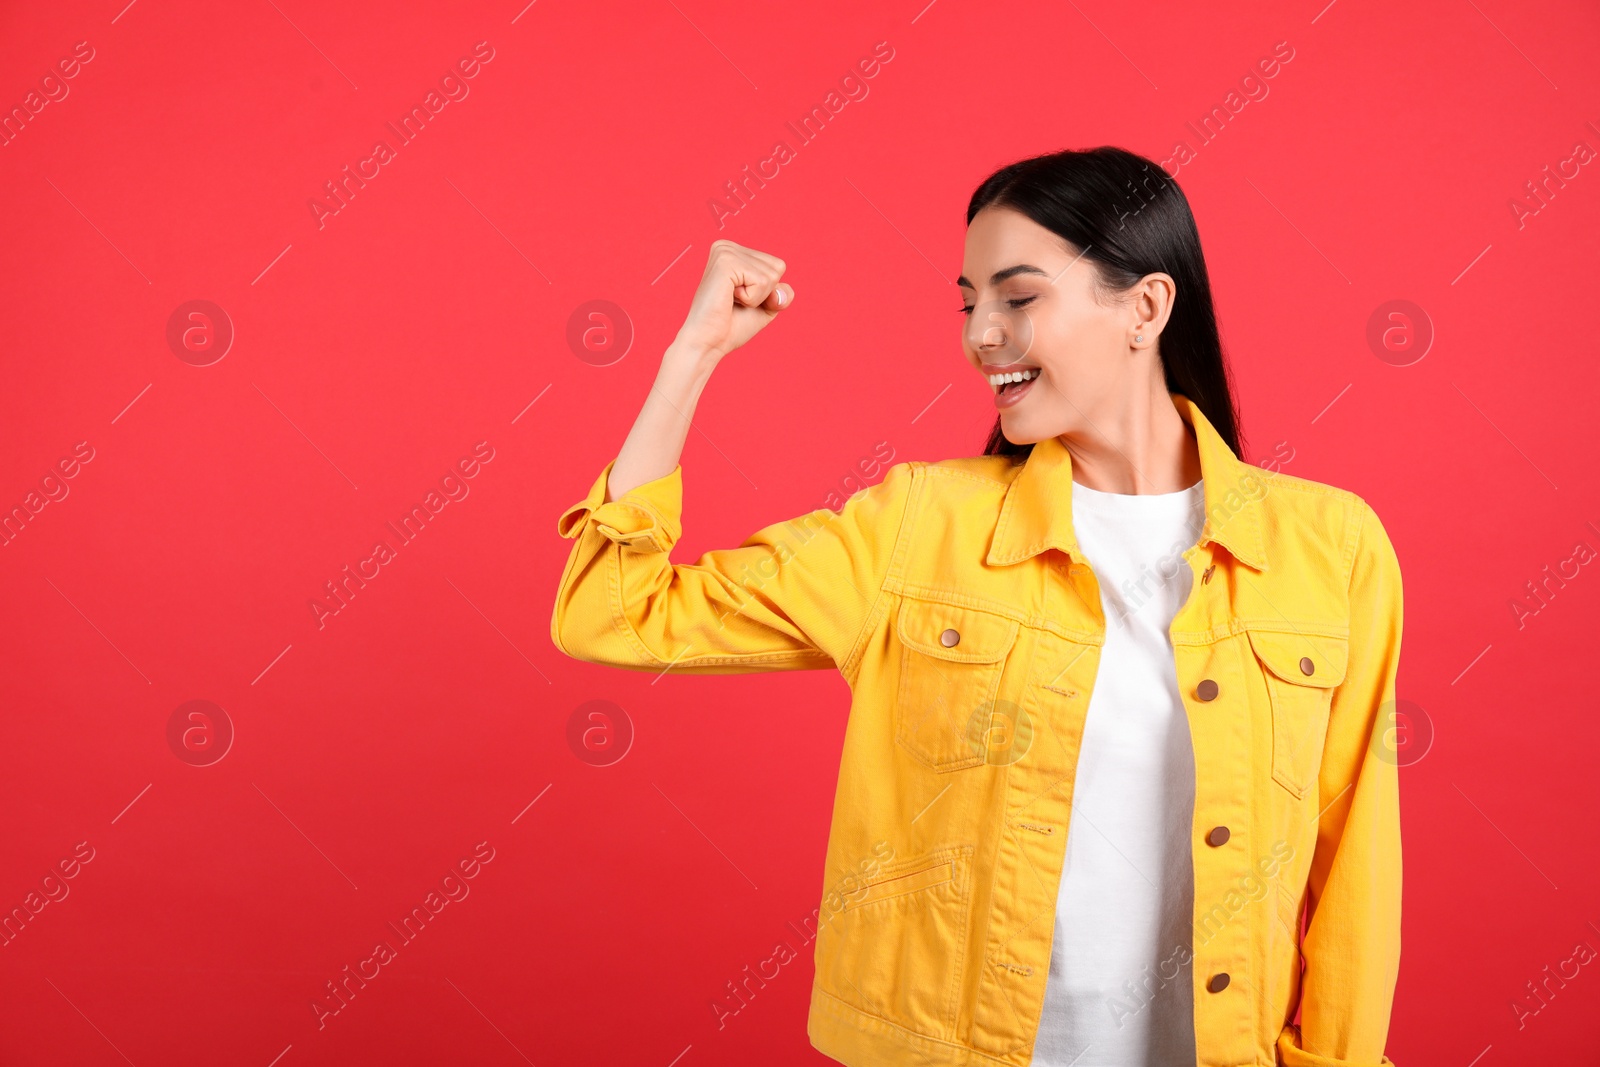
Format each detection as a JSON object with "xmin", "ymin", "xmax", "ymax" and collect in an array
[
  {"xmin": 1196, "ymin": 679, "xmax": 1219, "ymax": 702},
  {"xmin": 1202, "ymin": 564, "xmax": 1215, "ymax": 584},
  {"xmin": 1207, "ymin": 972, "xmax": 1230, "ymax": 993},
  {"xmin": 1299, "ymin": 656, "xmax": 1315, "ymax": 676},
  {"xmin": 1206, "ymin": 826, "xmax": 1230, "ymax": 847},
  {"xmin": 940, "ymin": 628, "xmax": 960, "ymax": 648}
]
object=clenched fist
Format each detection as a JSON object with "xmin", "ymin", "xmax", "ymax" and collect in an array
[{"xmin": 672, "ymin": 239, "xmax": 794, "ymax": 362}]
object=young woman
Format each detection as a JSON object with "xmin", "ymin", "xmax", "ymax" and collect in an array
[{"xmin": 552, "ymin": 146, "xmax": 1402, "ymax": 1067}]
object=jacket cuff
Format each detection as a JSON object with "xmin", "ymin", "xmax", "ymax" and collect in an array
[
  {"xmin": 556, "ymin": 459, "xmax": 683, "ymax": 553},
  {"xmin": 1277, "ymin": 1027, "xmax": 1396, "ymax": 1067}
]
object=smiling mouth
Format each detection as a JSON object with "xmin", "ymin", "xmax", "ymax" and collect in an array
[{"xmin": 987, "ymin": 366, "xmax": 1040, "ymax": 395}]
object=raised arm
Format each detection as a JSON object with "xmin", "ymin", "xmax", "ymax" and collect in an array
[
  {"xmin": 604, "ymin": 239, "xmax": 794, "ymax": 503},
  {"xmin": 550, "ymin": 241, "xmax": 913, "ymax": 677}
]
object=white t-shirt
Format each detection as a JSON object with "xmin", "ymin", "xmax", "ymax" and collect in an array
[{"xmin": 1029, "ymin": 477, "xmax": 1206, "ymax": 1067}]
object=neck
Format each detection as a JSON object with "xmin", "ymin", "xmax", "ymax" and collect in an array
[{"xmin": 1060, "ymin": 383, "xmax": 1202, "ymax": 494}]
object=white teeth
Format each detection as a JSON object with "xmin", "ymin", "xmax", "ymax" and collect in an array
[{"xmin": 987, "ymin": 368, "xmax": 1040, "ymax": 388}]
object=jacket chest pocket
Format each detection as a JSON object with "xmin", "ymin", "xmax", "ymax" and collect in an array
[
  {"xmin": 894, "ymin": 597, "xmax": 1020, "ymax": 772},
  {"xmin": 1246, "ymin": 627, "xmax": 1349, "ymax": 799}
]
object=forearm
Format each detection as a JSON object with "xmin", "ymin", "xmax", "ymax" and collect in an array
[{"xmin": 605, "ymin": 341, "xmax": 718, "ymax": 503}]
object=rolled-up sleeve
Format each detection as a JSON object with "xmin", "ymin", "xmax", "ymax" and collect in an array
[
  {"xmin": 550, "ymin": 457, "xmax": 915, "ymax": 677},
  {"xmin": 1278, "ymin": 499, "xmax": 1404, "ymax": 1067}
]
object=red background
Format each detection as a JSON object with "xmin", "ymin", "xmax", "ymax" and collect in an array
[{"xmin": 2, "ymin": 1, "xmax": 1598, "ymax": 1064}]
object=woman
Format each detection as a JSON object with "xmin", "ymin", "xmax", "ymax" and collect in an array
[{"xmin": 551, "ymin": 146, "xmax": 1402, "ymax": 1067}]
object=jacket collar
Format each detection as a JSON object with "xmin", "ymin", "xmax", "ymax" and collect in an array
[{"xmin": 986, "ymin": 392, "xmax": 1270, "ymax": 571}]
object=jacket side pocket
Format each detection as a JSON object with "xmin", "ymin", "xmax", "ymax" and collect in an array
[{"xmin": 814, "ymin": 844, "xmax": 975, "ymax": 1042}]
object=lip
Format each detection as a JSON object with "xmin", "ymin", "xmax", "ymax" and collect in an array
[
  {"xmin": 981, "ymin": 360, "xmax": 1042, "ymax": 410},
  {"xmin": 978, "ymin": 360, "xmax": 1039, "ymax": 376}
]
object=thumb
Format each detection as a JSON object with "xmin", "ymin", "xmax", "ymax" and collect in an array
[{"xmin": 758, "ymin": 282, "xmax": 793, "ymax": 313}]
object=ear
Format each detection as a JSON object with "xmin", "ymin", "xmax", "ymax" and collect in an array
[{"xmin": 1130, "ymin": 272, "xmax": 1177, "ymax": 347}]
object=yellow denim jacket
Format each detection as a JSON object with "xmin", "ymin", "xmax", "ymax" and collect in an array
[{"xmin": 551, "ymin": 393, "xmax": 1403, "ymax": 1067}]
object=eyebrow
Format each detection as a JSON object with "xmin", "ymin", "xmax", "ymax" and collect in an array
[{"xmin": 954, "ymin": 264, "xmax": 1052, "ymax": 289}]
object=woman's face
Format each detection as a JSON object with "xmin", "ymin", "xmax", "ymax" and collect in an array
[{"xmin": 957, "ymin": 205, "xmax": 1168, "ymax": 445}]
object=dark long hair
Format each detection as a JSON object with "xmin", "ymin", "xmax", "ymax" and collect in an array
[{"xmin": 967, "ymin": 146, "xmax": 1244, "ymax": 461}]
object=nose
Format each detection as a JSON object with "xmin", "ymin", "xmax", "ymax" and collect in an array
[
  {"xmin": 965, "ymin": 298, "xmax": 1034, "ymax": 366},
  {"xmin": 969, "ymin": 308, "xmax": 1010, "ymax": 351}
]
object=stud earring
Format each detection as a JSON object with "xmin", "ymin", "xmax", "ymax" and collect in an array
[{"xmin": 1135, "ymin": 334, "xmax": 1143, "ymax": 343}]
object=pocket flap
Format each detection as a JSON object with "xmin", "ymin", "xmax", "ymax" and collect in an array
[
  {"xmin": 1246, "ymin": 628, "xmax": 1348, "ymax": 687},
  {"xmin": 896, "ymin": 598, "xmax": 1019, "ymax": 663},
  {"xmin": 847, "ymin": 860, "xmax": 954, "ymax": 908}
]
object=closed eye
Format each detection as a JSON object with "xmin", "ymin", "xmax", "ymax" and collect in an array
[{"xmin": 957, "ymin": 296, "xmax": 1038, "ymax": 316}]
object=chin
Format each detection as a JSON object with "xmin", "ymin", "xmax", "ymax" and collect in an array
[{"xmin": 997, "ymin": 409, "xmax": 1061, "ymax": 447}]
